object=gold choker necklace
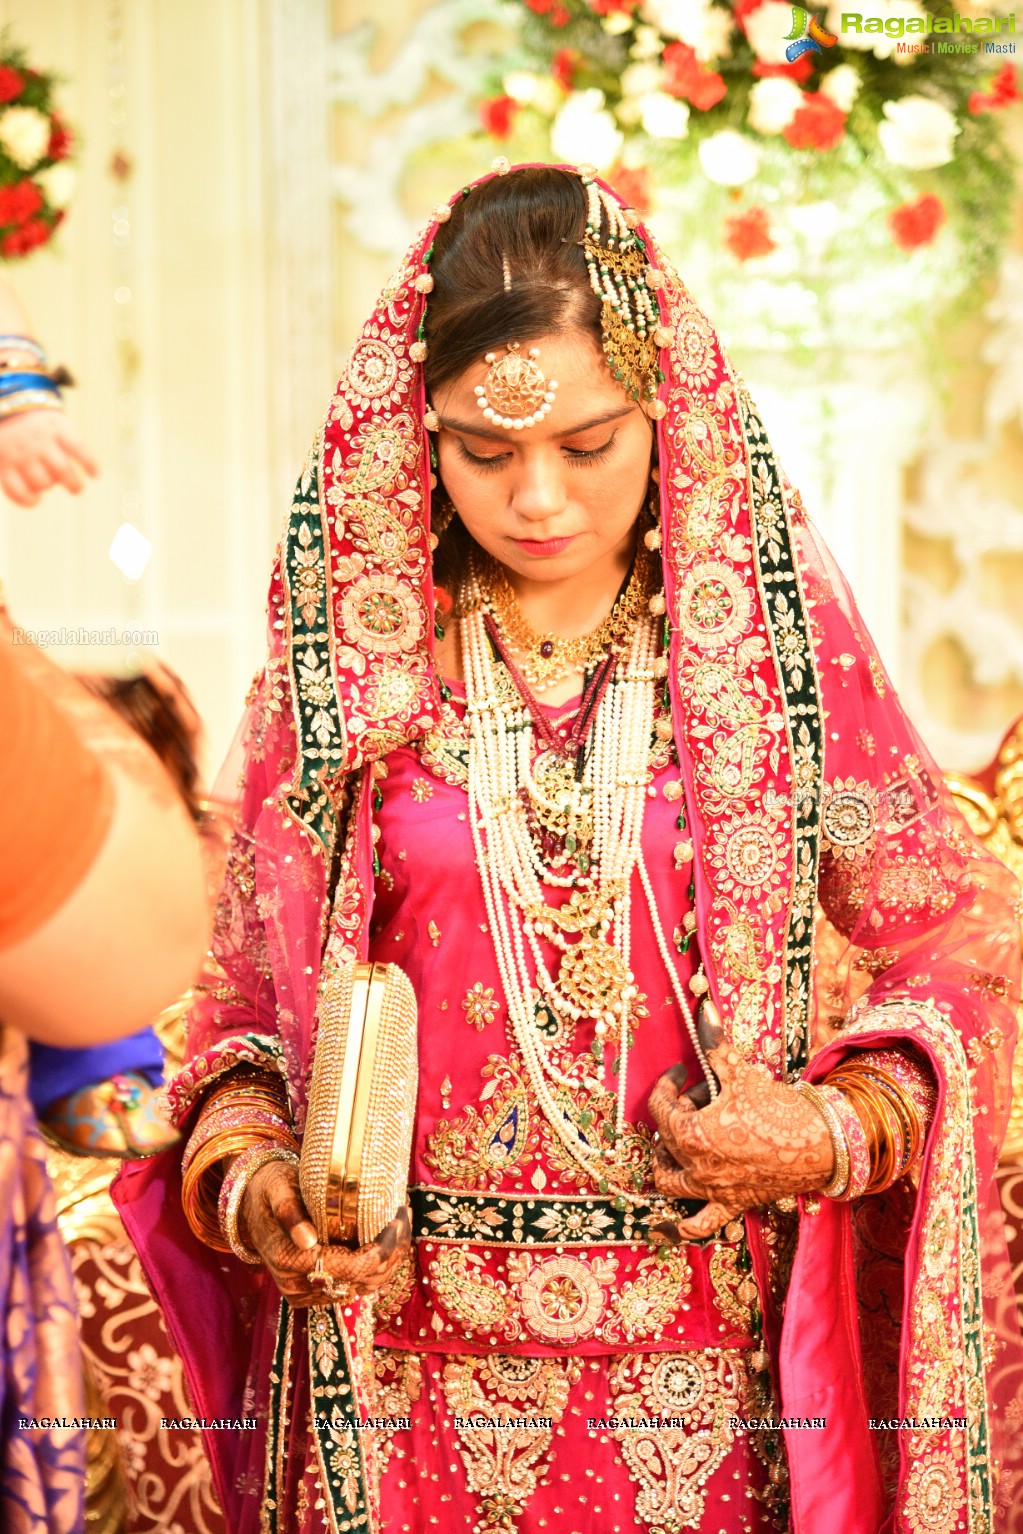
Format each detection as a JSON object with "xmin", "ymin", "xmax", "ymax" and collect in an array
[{"xmin": 475, "ymin": 541, "xmax": 656, "ymax": 693}]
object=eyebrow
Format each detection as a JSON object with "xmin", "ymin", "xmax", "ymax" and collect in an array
[{"xmin": 438, "ymin": 405, "xmax": 635, "ymax": 442}]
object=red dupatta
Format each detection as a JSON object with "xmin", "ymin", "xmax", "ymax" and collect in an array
[{"xmin": 115, "ymin": 163, "xmax": 1023, "ymax": 1534}]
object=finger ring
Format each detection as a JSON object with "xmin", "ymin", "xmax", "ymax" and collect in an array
[
  {"xmin": 325, "ymin": 1277, "xmax": 351, "ymax": 1302},
  {"xmin": 310, "ymin": 1260, "xmax": 329, "ymax": 1287}
]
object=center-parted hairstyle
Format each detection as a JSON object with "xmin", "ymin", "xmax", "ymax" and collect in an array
[{"xmin": 423, "ymin": 167, "xmax": 602, "ymax": 401}]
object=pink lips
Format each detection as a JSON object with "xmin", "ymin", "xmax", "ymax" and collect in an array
[{"xmin": 514, "ymin": 535, "xmax": 576, "ymax": 557}]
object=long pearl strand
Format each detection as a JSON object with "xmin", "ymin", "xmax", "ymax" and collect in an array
[{"xmin": 462, "ymin": 563, "xmax": 713, "ymax": 1204}]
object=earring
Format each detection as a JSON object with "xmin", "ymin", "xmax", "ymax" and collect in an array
[{"xmin": 644, "ymin": 476, "xmax": 662, "ymax": 551}]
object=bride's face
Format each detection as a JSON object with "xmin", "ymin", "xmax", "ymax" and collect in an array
[{"xmin": 433, "ymin": 329, "xmax": 653, "ymax": 585}]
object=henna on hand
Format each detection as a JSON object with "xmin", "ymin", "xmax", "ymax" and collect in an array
[
  {"xmin": 647, "ymin": 1004, "xmax": 835, "ymax": 1242},
  {"xmin": 241, "ymin": 1159, "xmax": 411, "ymax": 1307}
]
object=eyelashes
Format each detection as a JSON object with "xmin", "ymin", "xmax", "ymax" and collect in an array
[{"xmin": 453, "ymin": 431, "xmax": 619, "ymax": 474}]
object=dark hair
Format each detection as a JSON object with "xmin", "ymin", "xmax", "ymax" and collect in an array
[
  {"xmin": 424, "ymin": 167, "xmax": 601, "ymax": 398},
  {"xmin": 425, "ymin": 168, "xmax": 604, "ymax": 594}
]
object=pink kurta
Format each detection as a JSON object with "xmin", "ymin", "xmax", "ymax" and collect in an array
[{"xmin": 340, "ymin": 684, "xmax": 780, "ymax": 1533}]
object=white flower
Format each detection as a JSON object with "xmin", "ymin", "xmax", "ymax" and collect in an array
[
  {"xmin": 0, "ymin": 106, "xmax": 51, "ymax": 171},
  {"xmin": 787, "ymin": 200, "xmax": 841, "ymax": 242},
  {"xmin": 631, "ymin": 23, "xmax": 666, "ymax": 58},
  {"xmin": 621, "ymin": 61, "xmax": 664, "ymax": 98},
  {"xmin": 35, "ymin": 162, "xmax": 77, "ymax": 211},
  {"xmin": 877, "ymin": 95, "xmax": 961, "ymax": 170},
  {"xmin": 551, "ymin": 90, "xmax": 623, "ymax": 170},
  {"xmin": 698, "ymin": 129, "xmax": 761, "ymax": 186},
  {"xmin": 747, "ymin": 77, "xmax": 803, "ymax": 135},
  {"xmin": 820, "ymin": 64, "xmax": 861, "ymax": 112},
  {"xmin": 503, "ymin": 71, "xmax": 562, "ymax": 116},
  {"xmin": 640, "ymin": 91, "xmax": 691, "ymax": 139},
  {"xmin": 640, "ymin": 0, "xmax": 733, "ymax": 59},
  {"xmin": 744, "ymin": 2, "xmax": 798, "ymax": 63}
]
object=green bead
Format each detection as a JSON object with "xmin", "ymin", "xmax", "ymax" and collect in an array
[
  {"xmin": 373, "ymin": 788, "xmax": 383, "ymax": 811},
  {"xmin": 598, "ymin": 1177, "xmax": 609, "ymax": 1194},
  {"xmin": 602, "ymin": 1122, "xmax": 616, "ymax": 1143},
  {"xmin": 613, "ymin": 1196, "xmax": 628, "ymax": 1212},
  {"xmin": 688, "ymin": 878, "xmax": 696, "ymax": 900},
  {"xmin": 676, "ymin": 812, "xmax": 685, "ymax": 830},
  {"xmin": 579, "ymin": 1109, "xmax": 594, "ymax": 1130}
]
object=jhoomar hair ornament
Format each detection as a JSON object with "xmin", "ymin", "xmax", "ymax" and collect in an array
[{"xmin": 474, "ymin": 342, "xmax": 558, "ymax": 431}]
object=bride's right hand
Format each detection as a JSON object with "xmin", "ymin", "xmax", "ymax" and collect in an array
[{"xmin": 240, "ymin": 1158, "xmax": 410, "ymax": 1308}]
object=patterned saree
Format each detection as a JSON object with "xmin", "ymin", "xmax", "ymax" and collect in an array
[{"xmin": 114, "ymin": 166, "xmax": 1023, "ymax": 1534}]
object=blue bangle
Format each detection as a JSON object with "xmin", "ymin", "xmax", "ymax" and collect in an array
[
  {"xmin": 0, "ymin": 335, "xmax": 45, "ymax": 361},
  {"xmin": 0, "ymin": 371, "xmax": 59, "ymax": 397}
]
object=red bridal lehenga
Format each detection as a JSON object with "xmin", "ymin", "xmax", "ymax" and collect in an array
[{"xmin": 114, "ymin": 165, "xmax": 1023, "ymax": 1534}]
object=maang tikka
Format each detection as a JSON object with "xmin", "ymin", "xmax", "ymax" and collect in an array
[{"xmin": 474, "ymin": 342, "xmax": 558, "ymax": 431}]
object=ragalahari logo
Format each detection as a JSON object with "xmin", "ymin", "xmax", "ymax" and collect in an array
[{"xmin": 784, "ymin": 7, "xmax": 839, "ymax": 60}]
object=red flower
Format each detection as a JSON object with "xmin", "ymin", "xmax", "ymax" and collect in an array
[
  {"xmin": 524, "ymin": 0, "xmax": 569, "ymax": 18},
  {"xmin": 479, "ymin": 95, "xmax": 520, "ymax": 140},
  {"xmin": 782, "ymin": 92, "xmax": 846, "ymax": 151},
  {"xmin": 0, "ymin": 178, "xmax": 44, "ymax": 228},
  {"xmin": 0, "ymin": 66, "xmax": 24, "ymax": 104},
  {"xmin": 1, "ymin": 217, "xmax": 53, "ymax": 258},
  {"xmin": 589, "ymin": 0, "xmax": 638, "ymax": 12},
  {"xmin": 724, "ymin": 206, "xmax": 776, "ymax": 262},
  {"xmin": 969, "ymin": 64, "xmax": 1020, "ymax": 113},
  {"xmin": 993, "ymin": 64, "xmax": 1020, "ymax": 103},
  {"xmin": 550, "ymin": 5, "xmax": 571, "ymax": 23},
  {"xmin": 663, "ymin": 41, "xmax": 727, "ymax": 111},
  {"xmin": 607, "ymin": 161, "xmax": 652, "ymax": 214},
  {"xmin": 689, "ymin": 69, "xmax": 727, "ymax": 110},
  {"xmin": 551, "ymin": 48, "xmax": 579, "ymax": 90},
  {"xmin": 732, "ymin": 0, "xmax": 767, "ymax": 19},
  {"xmin": 47, "ymin": 112, "xmax": 73, "ymax": 160},
  {"xmin": 752, "ymin": 56, "xmax": 815, "ymax": 83},
  {"xmin": 887, "ymin": 194, "xmax": 945, "ymax": 250}
]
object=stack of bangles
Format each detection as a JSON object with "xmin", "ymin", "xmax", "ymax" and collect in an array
[
  {"xmin": 181, "ymin": 1068, "xmax": 298, "ymax": 1263},
  {"xmin": 796, "ymin": 1049, "xmax": 937, "ymax": 1201},
  {"xmin": 0, "ymin": 333, "xmax": 70, "ymax": 421}
]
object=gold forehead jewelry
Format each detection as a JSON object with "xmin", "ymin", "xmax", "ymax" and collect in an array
[
  {"xmin": 474, "ymin": 343, "xmax": 558, "ymax": 431},
  {"xmin": 581, "ymin": 175, "xmax": 671, "ymax": 420}
]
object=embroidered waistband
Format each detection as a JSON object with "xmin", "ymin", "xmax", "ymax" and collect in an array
[{"xmin": 410, "ymin": 1185, "xmax": 704, "ymax": 1248}]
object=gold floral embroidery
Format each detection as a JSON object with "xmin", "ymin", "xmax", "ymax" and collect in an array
[
  {"xmin": 821, "ymin": 777, "xmax": 878, "ymax": 860},
  {"xmin": 370, "ymin": 1349, "xmax": 422, "ymax": 1474},
  {"xmin": 462, "ymin": 982, "xmax": 499, "ymax": 1030},
  {"xmin": 708, "ymin": 1245, "xmax": 756, "ymax": 1332},
  {"xmin": 904, "ymin": 1453, "xmax": 958, "ymax": 1534},
  {"xmin": 506, "ymin": 1251, "xmax": 618, "ymax": 1344},
  {"xmin": 410, "ymin": 777, "xmax": 434, "ymax": 803},
  {"xmin": 607, "ymin": 1350, "xmax": 745, "ymax": 1531},
  {"xmin": 442, "ymin": 1353, "xmax": 581, "ymax": 1534}
]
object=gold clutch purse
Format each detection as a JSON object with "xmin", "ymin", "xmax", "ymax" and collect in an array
[{"xmin": 299, "ymin": 962, "xmax": 418, "ymax": 1247}]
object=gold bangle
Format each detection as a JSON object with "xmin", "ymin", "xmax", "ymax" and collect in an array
[
  {"xmin": 220, "ymin": 1145, "xmax": 300, "ymax": 1264},
  {"xmin": 796, "ymin": 1080, "xmax": 850, "ymax": 1199}
]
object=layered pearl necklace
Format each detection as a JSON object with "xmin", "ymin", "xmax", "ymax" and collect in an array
[{"xmin": 462, "ymin": 556, "xmax": 716, "ymax": 1206}]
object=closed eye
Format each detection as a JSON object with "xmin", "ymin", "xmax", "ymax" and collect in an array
[{"xmin": 453, "ymin": 430, "xmax": 618, "ymax": 474}]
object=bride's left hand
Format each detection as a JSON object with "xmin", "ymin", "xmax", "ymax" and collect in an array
[{"xmin": 647, "ymin": 1007, "xmax": 835, "ymax": 1242}]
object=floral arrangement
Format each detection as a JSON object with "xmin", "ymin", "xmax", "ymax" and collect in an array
[
  {"xmin": 0, "ymin": 36, "xmax": 76, "ymax": 262},
  {"xmin": 475, "ymin": 0, "xmax": 1019, "ymax": 350}
]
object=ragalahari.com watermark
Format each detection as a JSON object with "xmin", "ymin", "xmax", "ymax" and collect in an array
[{"xmin": 10, "ymin": 623, "xmax": 159, "ymax": 649}]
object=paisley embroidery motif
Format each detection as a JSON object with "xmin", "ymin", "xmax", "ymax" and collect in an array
[
  {"xmin": 340, "ymin": 573, "xmax": 424, "ymax": 655},
  {"xmin": 607, "ymin": 1349, "xmax": 745, "ymax": 1531},
  {"xmin": 425, "ymin": 1058, "xmax": 538, "ymax": 1190},
  {"xmin": 442, "ymin": 1354, "xmax": 580, "ymax": 1534}
]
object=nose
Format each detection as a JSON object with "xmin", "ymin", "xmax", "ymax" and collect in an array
[{"xmin": 511, "ymin": 449, "xmax": 568, "ymax": 531}]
